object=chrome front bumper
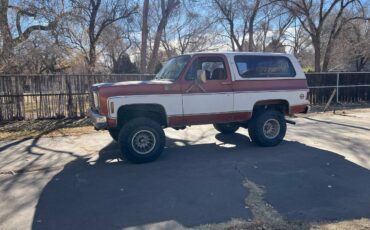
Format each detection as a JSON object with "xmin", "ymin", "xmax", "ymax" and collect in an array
[{"xmin": 88, "ymin": 109, "xmax": 107, "ymax": 130}]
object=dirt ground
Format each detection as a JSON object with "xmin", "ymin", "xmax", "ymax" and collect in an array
[
  {"xmin": 0, "ymin": 118, "xmax": 93, "ymax": 141},
  {"xmin": 0, "ymin": 104, "xmax": 369, "ymax": 141},
  {"xmin": 1, "ymin": 109, "xmax": 370, "ymax": 230}
]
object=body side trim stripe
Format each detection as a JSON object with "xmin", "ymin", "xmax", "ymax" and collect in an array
[{"xmin": 108, "ymin": 89, "xmax": 308, "ymax": 100}]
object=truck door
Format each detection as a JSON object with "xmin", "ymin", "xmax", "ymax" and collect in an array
[{"xmin": 180, "ymin": 54, "xmax": 234, "ymax": 124}]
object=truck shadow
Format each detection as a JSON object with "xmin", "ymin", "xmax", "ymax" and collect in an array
[{"xmin": 32, "ymin": 133, "xmax": 370, "ymax": 229}]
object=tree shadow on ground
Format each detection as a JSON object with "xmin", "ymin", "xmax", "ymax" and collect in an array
[
  {"xmin": 304, "ymin": 117, "xmax": 370, "ymax": 131},
  {"xmin": 31, "ymin": 132, "xmax": 370, "ymax": 230}
]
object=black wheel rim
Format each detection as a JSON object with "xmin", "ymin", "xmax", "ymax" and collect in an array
[{"xmin": 131, "ymin": 130, "xmax": 156, "ymax": 154}]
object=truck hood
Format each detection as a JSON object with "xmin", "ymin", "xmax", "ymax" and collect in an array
[
  {"xmin": 93, "ymin": 79, "xmax": 172, "ymax": 88},
  {"xmin": 96, "ymin": 79, "xmax": 179, "ymax": 97}
]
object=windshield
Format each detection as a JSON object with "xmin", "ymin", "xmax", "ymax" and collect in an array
[{"xmin": 155, "ymin": 55, "xmax": 190, "ymax": 80}]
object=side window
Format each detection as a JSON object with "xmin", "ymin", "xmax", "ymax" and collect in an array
[
  {"xmin": 185, "ymin": 56, "xmax": 227, "ymax": 80},
  {"xmin": 234, "ymin": 55, "xmax": 296, "ymax": 78}
]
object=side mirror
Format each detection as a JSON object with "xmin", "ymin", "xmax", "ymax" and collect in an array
[{"xmin": 196, "ymin": 70, "xmax": 207, "ymax": 83}]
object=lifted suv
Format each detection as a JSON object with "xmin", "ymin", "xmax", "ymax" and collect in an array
[{"xmin": 88, "ymin": 52, "xmax": 309, "ymax": 163}]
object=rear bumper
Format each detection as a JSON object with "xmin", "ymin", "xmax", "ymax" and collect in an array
[
  {"xmin": 88, "ymin": 109, "xmax": 107, "ymax": 130},
  {"xmin": 290, "ymin": 104, "xmax": 310, "ymax": 115}
]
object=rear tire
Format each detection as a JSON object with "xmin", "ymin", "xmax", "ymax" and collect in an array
[
  {"xmin": 118, "ymin": 117, "xmax": 165, "ymax": 163},
  {"xmin": 248, "ymin": 109, "xmax": 286, "ymax": 147},
  {"xmin": 213, "ymin": 123, "xmax": 239, "ymax": 134}
]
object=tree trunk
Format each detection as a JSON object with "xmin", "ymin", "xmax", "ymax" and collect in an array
[
  {"xmin": 0, "ymin": 0, "xmax": 18, "ymax": 73},
  {"xmin": 322, "ymin": 40, "xmax": 334, "ymax": 72},
  {"xmin": 147, "ymin": 0, "xmax": 179, "ymax": 73},
  {"xmin": 312, "ymin": 37, "xmax": 321, "ymax": 72},
  {"xmin": 87, "ymin": 0, "xmax": 100, "ymax": 73},
  {"xmin": 248, "ymin": 27, "xmax": 254, "ymax": 52},
  {"xmin": 356, "ymin": 56, "xmax": 368, "ymax": 72},
  {"xmin": 230, "ymin": 36, "xmax": 235, "ymax": 51},
  {"xmin": 0, "ymin": 0, "xmax": 14, "ymax": 59},
  {"xmin": 147, "ymin": 0, "xmax": 167, "ymax": 73},
  {"xmin": 88, "ymin": 45, "xmax": 97, "ymax": 73},
  {"xmin": 248, "ymin": 0, "xmax": 259, "ymax": 52},
  {"xmin": 322, "ymin": 6, "xmax": 346, "ymax": 72},
  {"xmin": 140, "ymin": 0, "xmax": 149, "ymax": 73},
  {"xmin": 147, "ymin": 19, "xmax": 165, "ymax": 73}
]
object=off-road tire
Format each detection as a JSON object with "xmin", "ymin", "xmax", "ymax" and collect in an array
[
  {"xmin": 248, "ymin": 109, "xmax": 286, "ymax": 147},
  {"xmin": 118, "ymin": 117, "xmax": 165, "ymax": 163},
  {"xmin": 213, "ymin": 123, "xmax": 239, "ymax": 134},
  {"xmin": 108, "ymin": 128, "xmax": 119, "ymax": 142}
]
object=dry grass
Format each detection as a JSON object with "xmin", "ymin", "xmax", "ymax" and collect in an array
[
  {"xmin": 309, "ymin": 102, "xmax": 370, "ymax": 113},
  {"xmin": 311, "ymin": 219, "xmax": 370, "ymax": 230},
  {"xmin": 196, "ymin": 179, "xmax": 370, "ymax": 230},
  {"xmin": 196, "ymin": 179, "xmax": 308, "ymax": 230},
  {"xmin": 197, "ymin": 219, "xmax": 370, "ymax": 230}
]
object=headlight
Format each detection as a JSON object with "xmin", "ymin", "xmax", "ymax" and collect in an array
[{"xmin": 93, "ymin": 91, "xmax": 100, "ymax": 109}]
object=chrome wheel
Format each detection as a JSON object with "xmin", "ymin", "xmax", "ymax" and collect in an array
[
  {"xmin": 263, "ymin": 118, "xmax": 280, "ymax": 139},
  {"xmin": 131, "ymin": 130, "xmax": 156, "ymax": 155}
]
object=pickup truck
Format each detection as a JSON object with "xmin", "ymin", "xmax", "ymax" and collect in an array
[{"xmin": 88, "ymin": 52, "xmax": 309, "ymax": 163}]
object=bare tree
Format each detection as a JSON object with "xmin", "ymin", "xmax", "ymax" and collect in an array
[
  {"xmin": 0, "ymin": 0, "xmax": 65, "ymax": 72},
  {"xmin": 161, "ymin": 3, "xmax": 217, "ymax": 57},
  {"xmin": 212, "ymin": 0, "xmax": 263, "ymax": 51},
  {"xmin": 254, "ymin": 3, "xmax": 293, "ymax": 52},
  {"xmin": 282, "ymin": 0, "xmax": 367, "ymax": 72},
  {"xmin": 147, "ymin": 0, "xmax": 180, "ymax": 73},
  {"xmin": 285, "ymin": 19, "xmax": 310, "ymax": 55},
  {"xmin": 329, "ymin": 19, "xmax": 370, "ymax": 71},
  {"xmin": 13, "ymin": 31, "xmax": 71, "ymax": 73},
  {"xmin": 67, "ymin": 0, "xmax": 137, "ymax": 73},
  {"xmin": 351, "ymin": 22, "xmax": 370, "ymax": 71},
  {"xmin": 248, "ymin": 0, "xmax": 261, "ymax": 51},
  {"xmin": 100, "ymin": 23, "xmax": 138, "ymax": 73}
]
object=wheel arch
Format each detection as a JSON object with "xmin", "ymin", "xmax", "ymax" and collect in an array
[
  {"xmin": 116, "ymin": 103, "xmax": 168, "ymax": 128},
  {"xmin": 252, "ymin": 99, "xmax": 290, "ymax": 117}
]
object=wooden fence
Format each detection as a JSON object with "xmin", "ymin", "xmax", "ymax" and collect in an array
[
  {"xmin": 0, "ymin": 74, "xmax": 154, "ymax": 121},
  {"xmin": 306, "ymin": 72, "xmax": 370, "ymax": 104},
  {"xmin": 0, "ymin": 73, "xmax": 369, "ymax": 121}
]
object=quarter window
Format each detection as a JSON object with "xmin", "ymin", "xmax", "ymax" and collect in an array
[{"xmin": 234, "ymin": 55, "xmax": 296, "ymax": 78}]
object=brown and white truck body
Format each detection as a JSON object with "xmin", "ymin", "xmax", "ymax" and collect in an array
[{"xmin": 89, "ymin": 52, "xmax": 309, "ymax": 163}]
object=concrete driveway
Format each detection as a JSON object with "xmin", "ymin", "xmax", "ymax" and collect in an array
[{"xmin": 1, "ymin": 110, "xmax": 370, "ymax": 230}]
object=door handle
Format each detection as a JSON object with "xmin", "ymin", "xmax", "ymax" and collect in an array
[{"xmin": 221, "ymin": 82, "xmax": 232, "ymax": 85}]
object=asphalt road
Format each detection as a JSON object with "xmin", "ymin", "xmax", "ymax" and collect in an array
[{"xmin": 1, "ymin": 110, "xmax": 370, "ymax": 230}]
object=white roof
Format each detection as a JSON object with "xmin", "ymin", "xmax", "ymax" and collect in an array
[{"xmin": 185, "ymin": 51, "xmax": 290, "ymax": 56}]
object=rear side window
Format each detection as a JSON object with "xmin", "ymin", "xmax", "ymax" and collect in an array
[{"xmin": 234, "ymin": 55, "xmax": 296, "ymax": 78}]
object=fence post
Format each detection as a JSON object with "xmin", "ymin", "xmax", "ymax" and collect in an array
[{"xmin": 336, "ymin": 72, "xmax": 340, "ymax": 103}]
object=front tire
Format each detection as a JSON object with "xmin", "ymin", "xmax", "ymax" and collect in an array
[
  {"xmin": 118, "ymin": 117, "xmax": 165, "ymax": 163},
  {"xmin": 108, "ymin": 128, "xmax": 119, "ymax": 142},
  {"xmin": 213, "ymin": 123, "xmax": 239, "ymax": 134},
  {"xmin": 248, "ymin": 109, "xmax": 286, "ymax": 147}
]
